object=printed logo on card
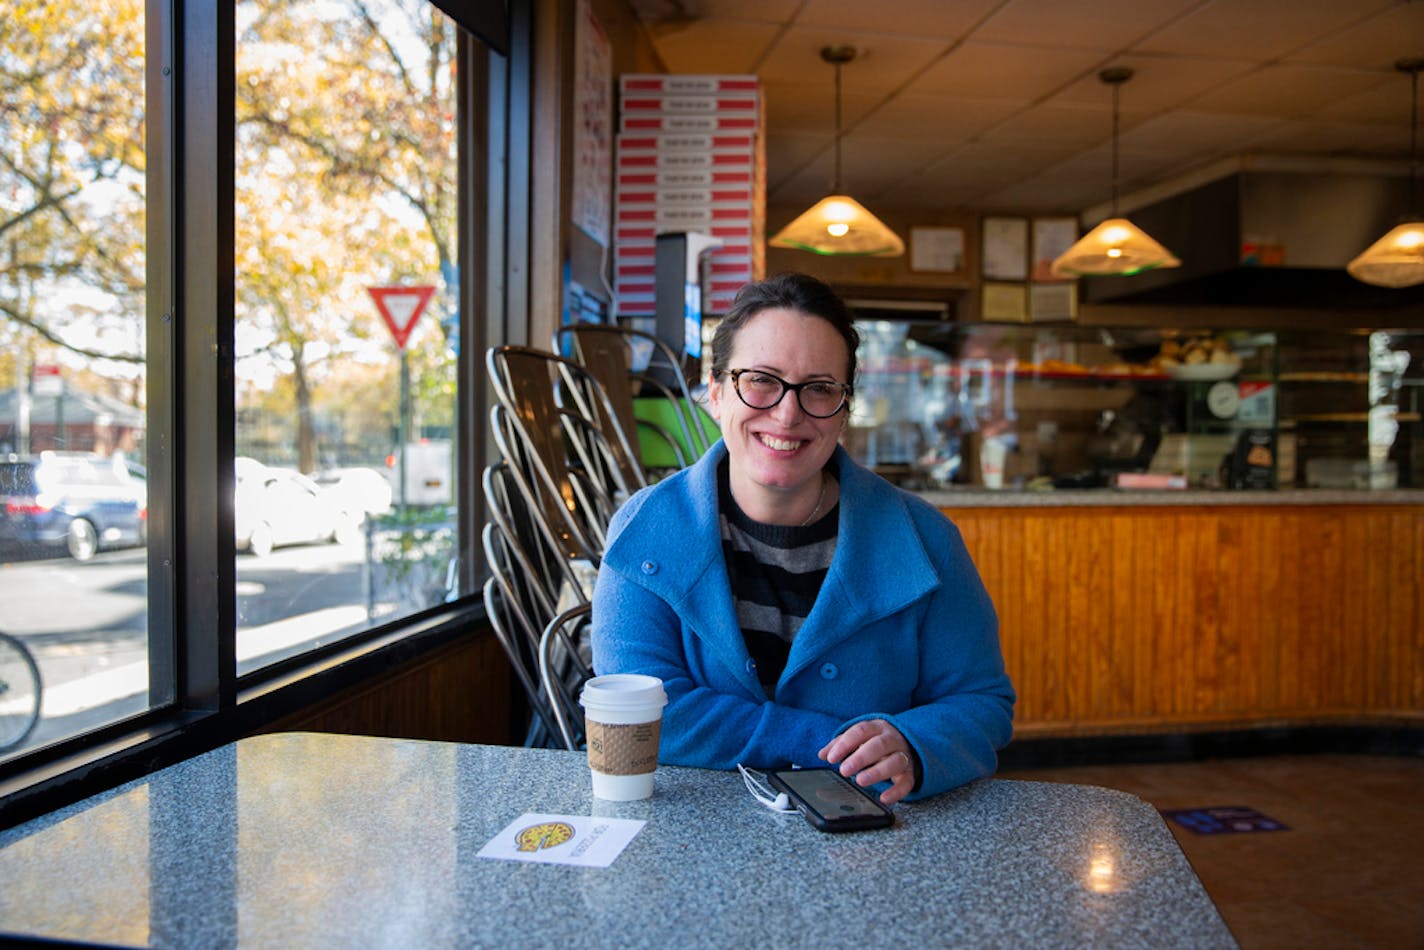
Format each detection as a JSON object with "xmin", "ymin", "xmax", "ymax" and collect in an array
[{"xmin": 514, "ymin": 820, "xmax": 576, "ymax": 852}]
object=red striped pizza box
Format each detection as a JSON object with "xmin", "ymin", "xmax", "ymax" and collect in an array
[
  {"xmin": 615, "ymin": 150, "xmax": 756, "ymax": 171},
  {"xmin": 706, "ymin": 292, "xmax": 739, "ymax": 314},
  {"xmin": 614, "ymin": 261, "xmax": 657, "ymax": 280},
  {"xmin": 615, "ymin": 299, "xmax": 656, "ymax": 316},
  {"xmin": 615, "ymin": 206, "xmax": 755, "ymax": 230},
  {"xmin": 615, "ymin": 187, "xmax": 756, "ymax": 207},
  {"xmin": 708, "ymin": 277, "xmax": 752, "ymax": 295},
  {"xmin": 620, "ymin": 113, "xmax": 760, "ymax": 134},
  {"xmin": 616, "ymin": 168, "xmax": 757, "ymax": 189},
  {"xmin": 615, "ymin": 224, "xmax": 658, "ymax": 243},
  {"xmin": 614, "ymin": 222, "xmax": 758, "ymax": 248},
  {"xmin": 613, "ymin": 242, "xmax": 755, "ymax": 268},
  {"xmin": 707, "ymin": 259, "xmax": 753, "ymax": 279},
  {"xmin": 613, "ymin": 285, "xmax": 654, "ymax": 299},
  {"xmin": 619, "ymin": 95, "xmax": 760, "ymax": 116},
  {"xmin": 612, "ymin": 256, "xmax": 754, "ymax": 282},
  {"xmin": 616, "ymin": 134, "xmax": 758, "ymax": 155},
  {"xmin": 612, "ymin": 291, "xmax": 655, "ymax": 310},
  {"xmin": 619, "ymin": 75, "xmax": 759, "ymax": 97}
]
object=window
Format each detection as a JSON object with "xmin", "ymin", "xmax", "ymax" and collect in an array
[
  {"xmin": 233, "ymin": 0, "xmax": 461, "ymax": 673},
  {"xmin": 1, "ymin": 0, "xmax": 151, "ymax": 759},
  {"xmin": 0, "ymin": 0, "xmax": 516, "ymax": 807}
]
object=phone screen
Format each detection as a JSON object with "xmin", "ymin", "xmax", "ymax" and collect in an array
[{"xmin": 767, "ymin": 768, "xmax": 894, "ymax": 832}]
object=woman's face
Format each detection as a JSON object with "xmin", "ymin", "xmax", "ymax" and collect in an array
[{"xmin": 709, "ymin": 307, "xmax": 849, "ymax": 503}]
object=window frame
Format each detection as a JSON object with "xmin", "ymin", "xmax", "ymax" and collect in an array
[{"xmin": 0, "ymin": 0, "xmax": 526, "ymax": 830}]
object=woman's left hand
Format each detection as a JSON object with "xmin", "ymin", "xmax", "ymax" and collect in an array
[{"xmin": 817, "ymin": 719, "xmax": 916, "ymax": 805}]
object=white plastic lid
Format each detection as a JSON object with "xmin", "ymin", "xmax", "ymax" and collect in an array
[{"xmin": 579, "ymin": 673, "xmax": 667, "ymax": 711}]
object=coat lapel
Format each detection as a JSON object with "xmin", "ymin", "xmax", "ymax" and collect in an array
[{"xmin": 781, "ymin": 449, "xmax": 939, "ymax": 682}]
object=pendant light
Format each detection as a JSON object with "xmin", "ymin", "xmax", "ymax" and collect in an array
[
  {"xmin": 1347, "ymin": 56, "xmax": 1424, "ymax": 289},
  {"xmin": 769, "ymin": 46, "xmax": 905, "ymax": 257},
  {"xmin": 1051, "ymin": 68, "xmax": 1180, "ymax": 277}
]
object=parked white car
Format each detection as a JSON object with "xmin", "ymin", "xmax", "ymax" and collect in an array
[
  {"xmin": 312, "ymin": 466, "xmax": 394, "ymax": 523},
  {"xmin": 235, "ymin": 458, "xmax": 359, "ymax": 557}
]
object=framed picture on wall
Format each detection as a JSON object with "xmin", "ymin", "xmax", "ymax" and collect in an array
[
  {"xmin": 981, "ymin": 216, "xmax": 1028, "ymax": 280},
  {"xmin": 981, "ymin": 281, "xmax": 1028, "ymax": 321},
  {"xmin": 909, "ymin": 226, "xmax": 966, "ymax": 274},
  {"xmin": 1031, "ymin": 217, "xmax": 1078, "ymax": 282},
  {"xmin": 1029, "ymin": 282, "xmax": 1078, "ymax": 321}
]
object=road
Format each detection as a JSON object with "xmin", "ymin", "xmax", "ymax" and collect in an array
[{"xmin": 0, "ymin": 536, "xmax": 387, "ymax": 754}]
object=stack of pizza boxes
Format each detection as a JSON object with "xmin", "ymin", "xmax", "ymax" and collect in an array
[{"xmin": 613, "ymin": 74, "xmax": 766, "ymax": 322}]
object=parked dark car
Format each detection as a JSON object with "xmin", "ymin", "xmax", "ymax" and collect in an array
[{"xmin": 0, "ymin": 452, "xmax": 146, "ymax": 561}]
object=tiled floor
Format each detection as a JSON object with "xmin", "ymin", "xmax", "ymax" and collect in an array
[{"xmin": 998, "ymin": 754, "xmax": 1424, "ymax": 949}]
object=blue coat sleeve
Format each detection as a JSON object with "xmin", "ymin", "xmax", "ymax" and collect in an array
[{"xmin": 840, "ymin": 519, "xmax": 1016, "ymax": 800}]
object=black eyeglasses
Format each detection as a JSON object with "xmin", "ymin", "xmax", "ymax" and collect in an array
[{"xmin": 720, "ymin": 369, "xmax": 852, "ymax": 418}]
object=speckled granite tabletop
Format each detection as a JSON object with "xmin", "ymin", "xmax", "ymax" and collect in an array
[{"xmin": 0, "ymin": 732, "xmax": 1236, "ymax": 948}]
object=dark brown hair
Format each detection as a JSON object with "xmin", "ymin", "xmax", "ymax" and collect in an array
[{"xmin": 709, "ymin": 272, "xmax": 860, "ymax": 385}]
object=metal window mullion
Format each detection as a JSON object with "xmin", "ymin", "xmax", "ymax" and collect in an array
[{"xmin": 174, "ymin": 0, "xmax": 238, "ymax": 711}]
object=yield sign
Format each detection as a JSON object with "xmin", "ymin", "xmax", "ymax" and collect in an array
[{"xmin": 369, "ymin": 285, "xmax": 436, "ymax": 350}]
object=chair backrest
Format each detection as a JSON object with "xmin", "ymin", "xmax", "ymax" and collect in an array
[
  {"xmin": 482, "ymin": 462, "xmax": 595, "ymax": 751},
  {"xmin": 486, "ymin": 345, "xmax": 642, "ymax": 561},
  {"xmin": 556, "ymin": 323, "xmax": 718, "ymax": 470},
  {"xmin": 539, "ymin": 602, "xmax": 593, "ymax": 751}
]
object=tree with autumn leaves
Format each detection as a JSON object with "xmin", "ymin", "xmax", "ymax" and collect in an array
[
  {"xmin": 2, "ymin": 0, "xmax": 458, "ymax": 473},
  {"xmin": 0, "ymin": 1, "xmax": 146, "ymax": 398},
  {"xmin": 236, "ymin": 0, "xmax": 459, "ymax": 472}
]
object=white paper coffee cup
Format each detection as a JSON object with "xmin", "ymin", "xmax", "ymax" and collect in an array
[{"xmin": 579, "ymin": 674, "xmax": 667, "ymax": 801}]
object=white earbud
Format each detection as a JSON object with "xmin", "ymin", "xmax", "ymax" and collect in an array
[{"xmin": 738, "ymin": 764, "xmax": 797, "ymax": 813}]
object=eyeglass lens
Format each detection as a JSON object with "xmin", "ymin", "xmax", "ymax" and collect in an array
[{"xmin": 731, "ymin": 370, "xmax": 847, "ymax": 418}]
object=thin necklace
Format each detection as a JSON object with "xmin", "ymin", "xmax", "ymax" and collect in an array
[{"xmin": 799, "ymin": 474, "xmax": 828, "ymax": 527}]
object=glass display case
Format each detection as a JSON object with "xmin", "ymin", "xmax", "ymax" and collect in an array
[{"xmin": 844, "ymin": 320, "xmax": 1422, "ymax": 492}]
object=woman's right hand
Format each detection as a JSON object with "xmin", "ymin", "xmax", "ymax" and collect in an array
[{"xmin": 817, "ymin": 719, "xmax": 916, "ymax": 805}]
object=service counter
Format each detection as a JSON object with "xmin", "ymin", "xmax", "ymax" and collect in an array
[{"xmin": 924, "ymin": 489, "xmax": 1424, "ymax": 738}]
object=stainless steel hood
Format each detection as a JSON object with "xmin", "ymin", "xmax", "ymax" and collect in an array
[{"xmin": 1080, "ymin": 168, "xmax": 1424, "ymax": 316}]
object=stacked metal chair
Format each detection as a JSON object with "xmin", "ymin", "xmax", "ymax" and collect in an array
[{"xmin": 482, "ymin": 345, "xmax": 643, "ymax": 750}]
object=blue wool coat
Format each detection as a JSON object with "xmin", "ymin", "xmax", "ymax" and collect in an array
[{"xmin": 591, "ymin": 442, "xmax": 1016, "ymax": 801}]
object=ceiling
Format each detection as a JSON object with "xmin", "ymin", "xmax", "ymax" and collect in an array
[{"xmin": 625, "ymin": 0, "xmax": 1424, "ymax": 222}]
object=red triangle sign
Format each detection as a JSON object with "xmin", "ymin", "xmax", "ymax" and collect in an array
[{"xmin": 369, "ymin": 285, "xmax": 436, "ymax": 350}]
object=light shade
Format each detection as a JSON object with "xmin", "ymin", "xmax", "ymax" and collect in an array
[
  {"xmin": 1347, "ymin": 220, "xmax": 1424, "ymax": 288},
  {"xmin": 769, "ymin": 195, "xmax": 906, "ymax": 257},
  {"xmin": 1050, "ymin": 217, "xmax": 1182, "ymax": 277}
]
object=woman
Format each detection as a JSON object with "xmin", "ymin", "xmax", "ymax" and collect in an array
[{"xmin": 591, "ymin": 272, "xmax": 1014, "ymax": 804}]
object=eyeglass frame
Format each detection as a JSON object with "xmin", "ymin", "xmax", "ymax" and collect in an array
[{"xmin": 718, "ymin": 368, "xmax": 854, "ymax": 418}]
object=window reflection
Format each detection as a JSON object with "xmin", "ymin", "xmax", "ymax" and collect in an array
[
  {"xmin": 233, "ymin": 0, "xmax": 460, "ymax": 672},
  {"xmin": 0, "ymin": 0, "xmax": 150, "ymax": 758}
]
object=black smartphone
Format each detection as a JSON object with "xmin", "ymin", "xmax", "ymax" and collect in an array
[{"xmin": 766, "ymin": 767, "xmax": 895, "ymax": 833}]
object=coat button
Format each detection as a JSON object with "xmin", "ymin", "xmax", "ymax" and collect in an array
[
  {"xmin": 745, "ymin": 658, "xmax": 757, "ymax": 674},
  {"xmin": 820, "ymin": 662, "xmax": 839, "ymax": 679},
  {"xmin": 641, "ymin": 560, "xmax": 658, "ymax": 575}
]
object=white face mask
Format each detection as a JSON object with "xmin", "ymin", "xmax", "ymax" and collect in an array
[{"xmin": 738, "ymin": 763, "xmax": 796, "ymax": 813}]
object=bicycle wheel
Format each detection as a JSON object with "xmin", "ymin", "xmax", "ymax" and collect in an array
[{"xmin": 0, "ymin": 632, "xmax": 42, "ymax": 753}]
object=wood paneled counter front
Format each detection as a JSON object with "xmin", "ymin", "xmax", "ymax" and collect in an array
[{"xmin": 923, "ymin": 489, "xmax": 1424, "ymax": 738}]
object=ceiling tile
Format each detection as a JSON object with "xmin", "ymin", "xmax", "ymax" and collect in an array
[
  {"xmin": 974, "ymin": 0, "xmax": 1203, "ymax": 51},
  {"xmin": 853, "ymin": 95, "xmax": 1023, "ymax": 144},
  {"xmin": 794, "ymin": 0, "xmax": 1004, "ymax": 40},
  {"xmin": 1136, "ymin": 0, "xmax": 1398, "ymax": 60},
  {"xmin": 1283, "ymin": 4, "xmax": 1424, "ymax": 68},
  {"xmin": 762, "ymin": 84, "xmax": 883, "ymax": 134},
  {"xmin": 906, "ymin": 41, "xmax": 1105, "ymax": 102},
  {"xmin": 755, "ymin": 26, "xmax": 948, "ymax": 89},
  {"xmin": 1185, "ymin": 65, "xmax": 1396, "ymax": 119},
  {"xmin": 976, "ymin": 102, "xmax": 1110, "ymax": 149},
  {"xmin": 638, "ymin": 20, "xmax": 782, "ymax": 74}
]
